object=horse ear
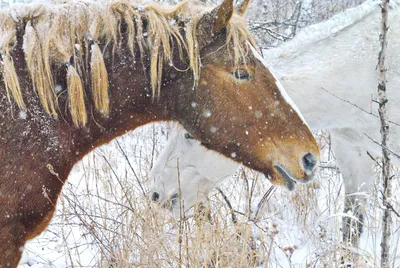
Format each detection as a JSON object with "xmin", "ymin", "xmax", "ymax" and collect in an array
[
  {"xmin": 236, "ymin": 0, "xmax": 250, "ymax": 15},
  {"xmin": 196, "ymin": 0, "xmax": 234, "ymax": 48},
  {"xmin": 214, "ymin": 0, "xmax": 234, "ymax": 32}
]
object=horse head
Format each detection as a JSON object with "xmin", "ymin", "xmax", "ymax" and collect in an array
[
  {"xmin": 149, "ymin": 124, "xmax": 238, "ymax": 217},
  {"xmin": 149, "ymin": 0, "xmax": 321, "ymax": 211},
  {"xmin": 161, "ymin": 0, "xmax": 320, "ymax": 197}
]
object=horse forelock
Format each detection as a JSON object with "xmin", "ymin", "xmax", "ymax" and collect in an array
[{"xmin": 0, "ymin": 0, "xmax": 255, "ymax": 127}]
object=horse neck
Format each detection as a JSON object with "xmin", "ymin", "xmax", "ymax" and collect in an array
[
  {"xmin": 62, "ymin": 45, "xmax": 175, "ymax": 168},
  {"xmin": 1, "ymin": 37, "xmax": 176, "ymax": 185}
]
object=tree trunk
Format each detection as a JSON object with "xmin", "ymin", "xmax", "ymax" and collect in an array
[{"xmin": 378, "ymin": 1, "xmax": 392, "ymax": 267}]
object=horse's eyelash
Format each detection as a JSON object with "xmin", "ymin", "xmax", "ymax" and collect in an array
[
  {"xmin": 184, "ymin": 133, "xmax": 195, "ymax": 140},
  {"xmin": 232, "ymin": 69, "xmax": 251, "ymax": 80}
]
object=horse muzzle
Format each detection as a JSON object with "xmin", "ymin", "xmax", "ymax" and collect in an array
[
  {"xmin": 269, "ymin": 152, "xmax": 318, "ymax": 191},
  {"xmin": 150, "ymin": 191, "xmax": 180, "ymax": 211}
]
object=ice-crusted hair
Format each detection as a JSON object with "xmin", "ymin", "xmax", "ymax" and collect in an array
[{"xmin": 0, "ymin": 0, "xmax": 256, "ymax": 127}]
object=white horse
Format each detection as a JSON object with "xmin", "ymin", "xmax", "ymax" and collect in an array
[
  {"xmin": 150, "ymin": 124, "xmax": 239, "ymax": 217},
  {"xmin": 150, "ymin": 0, "xmax": 400, "ymax": 244}
]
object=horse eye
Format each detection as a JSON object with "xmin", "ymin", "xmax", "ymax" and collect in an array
[
  {"xmin": 232, "ymin": 69, "xmax": 251, "ymax": 81},
  {"xmin": 184, "ymin": 133, "xmax": 194, "ymax": 140}
]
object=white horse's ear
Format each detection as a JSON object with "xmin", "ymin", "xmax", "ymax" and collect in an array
[
  {"xmin": 236, "ymin": 0, "xmax": 250, "ymax": 15},
  {"xmin": 196, "ymin": 0, "xmax": 234, "ymax": 48}
]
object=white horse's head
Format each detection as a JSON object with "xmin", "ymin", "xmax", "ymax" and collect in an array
[{"xmin": 149, "ymin": 124, "xmax": 239, "ymax": 217}]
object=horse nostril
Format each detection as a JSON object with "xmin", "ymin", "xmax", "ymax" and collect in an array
[
  {"xmin": 152, "ymin": 192, "xmax": 160, "ymax": 202},
  {"xmin": 302, "ymin": 152, "xmax": 317, "ymax": 173}
]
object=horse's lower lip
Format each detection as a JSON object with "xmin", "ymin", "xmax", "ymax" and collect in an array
[
  {"xmin": 160, "ymin": 195, "xmax": 179, "ymax": 211},
  {"xmin": 161, "ymin": 201, "xmax": 173, "ymax": 211},
  {"xmin": 156, "ymin": 196, "xmax": 172, "ymax": 210},
  {"xmin": 273, "ymin": 165, "xmax": 297, "ymax": 191}
]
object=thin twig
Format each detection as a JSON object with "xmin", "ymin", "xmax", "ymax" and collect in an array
[
  {"xmin": 366, "ymin": 151, "xmax": 383, "ymax": 169},
  {"xmin": 291, "ymin": 1, "xmax": 302, "ymax": 37},
  {"xmin": 320, "ymin": 87, "xmax": 400, "ymax": 127},
  {"xmin": 217, "ymin": 187, "xmax": 238, "ymax": 224},
  {"xmin": 363, "ymin": 132, "xmax": 400, "ymax": 159},
  {"xmin": 378, "ymin": 189, "xmax": 400, "ymax": 218},
  {"xmin": 253, "ymin": 186, "xmax": 276, "ymax": 221},
  {"xmin": 96, "ymin": 150, "xmax": 136, "ymax": 212},
  {"xmin": 115, "ymin": 139, "xmax": 146, "ymax": 196},
  {"xmin": 384, "ymin": 198, "xmax": 400, "ymax": 218}
]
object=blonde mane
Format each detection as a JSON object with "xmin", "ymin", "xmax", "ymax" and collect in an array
[{"xmin": 0, "ymin": 0, "xmax": 255, "ymax": 127}]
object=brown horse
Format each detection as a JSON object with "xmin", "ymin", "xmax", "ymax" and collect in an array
[{"xmin": 0, "ymin": 0, "xmax": 319, "ymax": 266}]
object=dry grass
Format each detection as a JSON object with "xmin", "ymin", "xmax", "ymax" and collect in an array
[{"xmin": 20, "ymin": 125, "xmax": 400, "ymax": 267}]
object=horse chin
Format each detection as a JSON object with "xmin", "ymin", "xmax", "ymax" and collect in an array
[
  {"xmin": 272, "ymin": 164, "xmax": 317, "ymax": 191},
  {"xmin": 161, "ymin": 201, "xmax": 173, "ymax": 211},
  {"xmin": 160, "ymin": 193, "xmax": 189, "ymax": 218},
  {"xmin": 159, "ymin": 196, "xmax": 174, "ymax": 211},
  {"xmin": 271, "ymin": 165, "xmax": 299, "ymax": 191}
]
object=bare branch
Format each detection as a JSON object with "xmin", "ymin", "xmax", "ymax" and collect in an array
[
  {"xmin": 253, "ymin": 186, "xmax": 276, "ymax": 221},
  {"xmin": 115, "ymin": 140, "xmax": 146, "ymax": 197},
  {"xmin": 320, "ymin": 87, "xmax": 400, "ymax": 127},
  {"xmin": 380, "ymin": 194, "xmax": 400, "ymax": 218},
  {"xmin": 366, "ymin": 151, "xmax": 383, "ymax": 169},
  {"xmin": 363, "ymin": 132, "xmax": 400, "ymax": 159},
  {"xmin": 217, "ymin": 187, "xmax": 238, "ymax": 224}
]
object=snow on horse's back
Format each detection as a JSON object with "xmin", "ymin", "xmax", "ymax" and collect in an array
[{"xmin": 265, "ymin": 0, "xmax": 400, "ymax": 164}]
